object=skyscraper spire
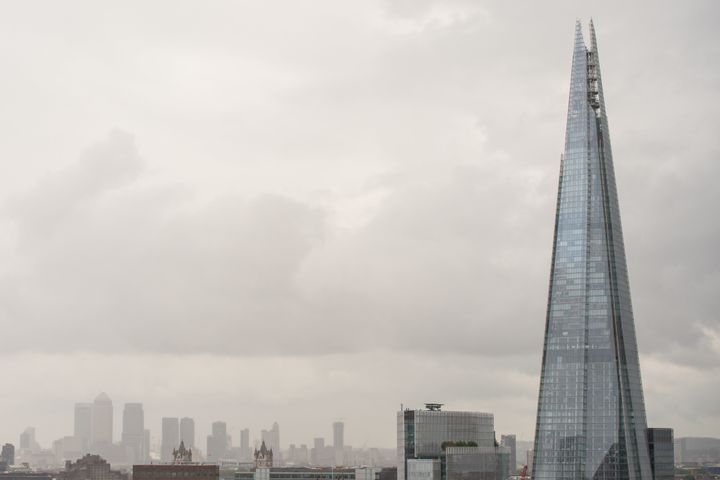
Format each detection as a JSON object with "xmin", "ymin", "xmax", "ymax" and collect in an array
[{"xmin": 531, "ymin": 22, "xmax": 653, "ymax": 480}]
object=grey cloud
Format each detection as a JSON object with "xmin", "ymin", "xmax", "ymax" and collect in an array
[
  {"xmin": 1, "ymin": 128, "xmax": 554, "ymax": 359},
  {"xmin": 0, "ymin": 133, "xmax": 327, "ymax": 355},
  {"xmin": 0, "ymin": 0, "xmax": 717, "ymax": 444},
  {"xmin": 4, "ymin": 130, "xmax": 143, "ymax": 243},
  {"xmin": 298, "ymin": 161, "xmax": 552, "ymax": 357}
]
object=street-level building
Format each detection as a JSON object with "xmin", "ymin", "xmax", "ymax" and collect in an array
[
  {"xmin": 236, "ymin": 467, "xmax": 356, "ymax": 480},
  {"xmin": 62, "ymin": 454, "xmax": 127, "ymax": 480},
  {"xmin": 134, "ymin": 464, "xmax": 219, "ymax": 480}
]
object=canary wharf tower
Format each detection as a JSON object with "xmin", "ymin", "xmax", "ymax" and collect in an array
[{"xmin": 532, "ymin": 21, "xmax": 653, "ymax": 480}]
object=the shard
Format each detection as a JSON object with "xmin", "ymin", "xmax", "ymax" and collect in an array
[{"xmin": 532, "ymin": 21, "xmax": 653, "ymax": 480}]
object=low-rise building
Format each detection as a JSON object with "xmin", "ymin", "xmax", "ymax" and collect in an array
[
  {"xmin": 134, "ymin": 464, "xmax": 219, "ymax": 480},
  {"xmin": 134, "ymin": 441, "xmax": 218, "ymax": 480},
  {"xmin": 236, "ymin": 466, "xmax": 355, "ymax": 480},
  {"xmin": 0, "ymin": 474, "xmax": 55, "ymax": 480},
  {"xmin": 61, "ymin": 454, "xmax": 127, "ymax": 480},
  {"xmin": 444, "ymin": 446, "xmax": 510, "ymax": 480}
]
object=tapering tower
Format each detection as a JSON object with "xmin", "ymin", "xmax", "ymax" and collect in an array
[{"xmin": 532, "ymin": 21, "xmax": 653, "ymax": 480}]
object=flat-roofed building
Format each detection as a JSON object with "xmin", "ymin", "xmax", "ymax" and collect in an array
[
  {"xmin": 397, "ymin": 404, "xmax": 497, "ymax": 480},
  {"xmin": 134, "ymin": 464, "xmax": 219, "ymax": 480},
  {"xmin": 647, "ymin": 428, "xmax": 675, "ymax": 480},
  {"xmin": 235, "ymin": 466, "xmax": 355, "ymax": 480},
  {"xmin": 444, "ymin": 446, "xmax": 510, "ymax": 480}
]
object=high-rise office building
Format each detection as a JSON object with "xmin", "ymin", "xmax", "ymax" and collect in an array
[
  {"xmin": 92, "ymin": 393, "xmax": 114, "ymax": 447},
  {"xmin": 180, "ymin": 418, "xmax": 195, "ymax": 449},
  {"xmin": 207, "ymin": 421, "xmax": 228, "ymax": 461},
  {"xmin": 311, "ymin": 438, "xmax": 337, "ymax": 467},
  {"xmin": 162, "ymin": 418, "xmax": 180, "ymax": 462},
  {"xmin": 333, "ymin": 422, "xmax": 344, "ymax": 466},
  {"xmin": 397, "ymin": 404, "xmax": 503, "ymax": 480},
  {"xmin": 261, "ymin": 423, "xmax": 280, "ymax": 465},
  {"xmin": 500, "ymin": 435, "xmax": 516, "ymax": 471},
  {"xmin": 333, "ymin": 422, "xmax": 344, "ymax": 450},
  {"xmin": 240, "ymin": 429, "xmax": 250, "ymax": 461},
  {"xmin": 19, "ymin": 428, "xmax": 33, "ymax": 450},
  {"xmin": 261, "ymin": 423, "xmax": 280, "ymax": 455},
  {"xmin": 74, "ymin": 403, "xmax": 93, "ymax": 452},
  {"xmin": 19, "ymin": 427, "xmax": 39, "ymax": 452},
  {"xmin": 122, "ymin": 403, "xmax": 146, "ymax": 463},
  {"xmin": 532, "ymin": 21, "xmax": 654, "ymax": 479},
  {"xmin": 1, "ymin": 444, "xmax": 14, "ymax": 466},
  {"xmin": 647, "ymin": 429, "xmax": 674, "ymax": 480},
  {"xmin": 144, "ymin": 429, "xmax": 151, "ymax": 463}
]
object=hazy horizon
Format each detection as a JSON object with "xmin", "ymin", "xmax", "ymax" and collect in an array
[{"xmin": 0, "ymin": 0, "xmax": 718, "ymax": 453}]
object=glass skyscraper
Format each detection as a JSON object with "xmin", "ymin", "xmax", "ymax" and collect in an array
[{"xmin": 532, "ymin": 21, "xmax": 653, "ymax": 480}]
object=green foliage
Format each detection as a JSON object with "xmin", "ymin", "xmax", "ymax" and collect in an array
[{"xmin": 441, "ymin": 441, "xmax": 479, "ymax": 450}]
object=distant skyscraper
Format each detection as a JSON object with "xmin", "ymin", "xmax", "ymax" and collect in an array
[
  {"xmin": 92, "ymin": 393, "xmax": 114, "ymax": 447},
  {"xmin": 240, "ymin": 429, "xmax": 250, "ymax": 461},
  {"xmin": 162, "ymin": 418, "xmax": 180, "ymax": 462},
  {"xmin": 500, "ymin": 435, "xmax": 516, "ymax": 471},
  {"xmin": 54, "ymin": 436, "xmax": 84, "ymax": 463},
  {"xmin": 19, "ymin": 427, "xmax": 39, "ymax": 452},
  {"xmin": 261, "ymin": 423, "xmax": 280, "ymax": 454},
  {"xmin": 143, "ymin": 429, "xmax": 151, "ymax": 463},
  {"xmin": 180, "ymin": 418, "xmax": 195, "ymax": 449},
  {"xmin": 19, "ymin": 429, "xmax": 31, "ymax": 450},
  {"xmin": 122, "ymin": 403, "xmax": 146, "ymax": 463},
  {"xmin": 333, "ymin": 422, "xmax": 344, "ymax": 450},
  {"xmin": 1, "ymin": 443, "xmax": 14, "ymax": 466},
  {"xmin": 333, "ymin": 422, "xmax": 344, "ymax": 466},
  {"xmin": 298, "ymin": 445, "xmax": 309, "ymax": 466},
  {"xmin": 311, "ymin": 438, "xmax": 325, "ymax": 466},
  {"xmin": 207, "ymin": 421, "xmax": 228, "ymax": 461},
  {"xmin": 532, "ymin": 21, "xmax": 653, "ymax": 480},
  {"xmin": 74, "ymin": 403, "xmax": 93, "ymax": 451}
]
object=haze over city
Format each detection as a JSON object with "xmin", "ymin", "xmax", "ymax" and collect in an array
[{"xmin": 0, "ymin": 0, "xmax": 718, "ymax": 458}]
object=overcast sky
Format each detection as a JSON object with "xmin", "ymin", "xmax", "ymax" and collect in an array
[{"xmin": 0, "ymin": 0, "xmax": 718, "ymax": 450}]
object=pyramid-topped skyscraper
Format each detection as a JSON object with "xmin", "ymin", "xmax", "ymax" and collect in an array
[{"xmin": 532, "ymin": 21, "xmax": 653, "ymax": 480}]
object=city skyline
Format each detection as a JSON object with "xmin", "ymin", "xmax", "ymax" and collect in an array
[
  {"xmin": 14, "ymin": 395, "xmax": 373, "ymax": 457},
  {"xmin": 0, "ymin": 0, "xmax": 718, "ymax": 454}
]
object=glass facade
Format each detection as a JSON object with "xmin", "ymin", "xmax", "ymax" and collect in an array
[
  {"xmin": 444, "ymin": 447, "xmax": 510, "ymax": 480},
  {"xmin": 647, "ymin": 429, "xmax": 674, "ymax": 480},
  {"xmin": 398, "ymin": 409, "xmax": 497, "ymax": 480},
  {"xmin": 532, "ymin": 21, "xmax": 653, "ymax": 480}
]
